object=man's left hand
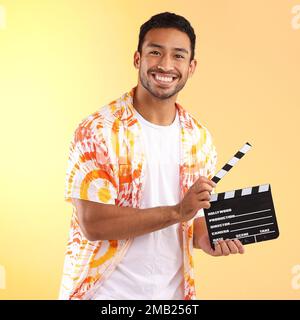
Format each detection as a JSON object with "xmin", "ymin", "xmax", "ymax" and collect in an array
[{"xmin": 197, "ymin": 233, "xmax": 245, "ymax": 256}]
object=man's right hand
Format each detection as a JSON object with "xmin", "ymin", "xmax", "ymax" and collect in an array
[{"xmin": 174, "ymin": 176, "xmax": 216, "ymax": 222}]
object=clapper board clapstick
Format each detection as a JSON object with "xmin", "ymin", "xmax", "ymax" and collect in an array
[{"xmin": 204, "ymin": 142, "xmax": 279, "ymax": 248}]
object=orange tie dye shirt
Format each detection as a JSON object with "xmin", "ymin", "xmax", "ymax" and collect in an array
[{"xmin": 59, "ymin": 87, "xmax": 217, "ymax": 300}]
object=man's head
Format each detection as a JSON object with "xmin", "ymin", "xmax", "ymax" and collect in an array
[{"xmin": 134, "ymin": 12, "xmax": 197, "ymax": 100}]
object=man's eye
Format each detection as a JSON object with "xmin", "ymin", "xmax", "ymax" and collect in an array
[
  {"xmin": 150, "ymin": 51, "xmax": 160, "ymax": 55},
  {"xmin": 175, "ymin": 54, "xmax": 184, "ymax": 59}
]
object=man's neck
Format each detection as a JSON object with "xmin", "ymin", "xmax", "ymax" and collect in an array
[{"xmin": 133, "ymin": 85, "xmax": 178, "ymax": 126}]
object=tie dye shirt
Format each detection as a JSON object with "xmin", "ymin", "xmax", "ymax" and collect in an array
[{"xmin": 59, "ymin": 87, "xmax": 217, "ymax": 300}]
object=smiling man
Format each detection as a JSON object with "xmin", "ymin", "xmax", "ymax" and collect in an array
[{"xmin": 59, "ymin": 12, "xmax": 244, "ymax": 301}]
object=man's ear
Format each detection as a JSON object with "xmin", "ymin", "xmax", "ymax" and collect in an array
[
  {"xmin": 188, "ymin": 59, "xmax": 197, "ymax": 78},
  {"xmin": 133, "ymin": 51, "xmax": 141, "ymax": 69}
]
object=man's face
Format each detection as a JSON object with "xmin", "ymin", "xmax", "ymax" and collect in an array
[{"xmin": 134, "ymin": 28, "xmax": 197, "ymax": 100}]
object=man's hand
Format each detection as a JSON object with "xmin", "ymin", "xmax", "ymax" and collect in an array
[
  {"xmin": 196, "ymin": 232, "xmax": 245, "ymax": 256},
  {"xmin": 174, "ymin": 176, "xmax": 216, "ymax": 222}
]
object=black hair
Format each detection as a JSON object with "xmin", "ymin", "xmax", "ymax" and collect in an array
[{"xmin": 137, "ymin": 12, "xmax": 196, "ymax": 61}]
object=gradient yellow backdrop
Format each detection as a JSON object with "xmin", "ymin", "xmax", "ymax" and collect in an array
[{"xmin": 0, "ymin": 0, "xmax": 299, "ymax": 299}]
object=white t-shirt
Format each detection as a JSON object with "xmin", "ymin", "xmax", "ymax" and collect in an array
[{"xmin": 93, "ymin": 108, "xmax": 203, "ymax": 300}]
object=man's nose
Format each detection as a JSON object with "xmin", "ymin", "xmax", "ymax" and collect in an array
[{"xmin": 157, "ymin": 54, "xmax": 174, "ymax": 71}]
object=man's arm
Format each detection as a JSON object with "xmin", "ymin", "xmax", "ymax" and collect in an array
[
  {"xmin": 73, "ymin": 198, "xmax": 180, "ymax": 241},
  {"xmin": 73, "ymin": 176, "xmax": 215, "ymax": 241}
]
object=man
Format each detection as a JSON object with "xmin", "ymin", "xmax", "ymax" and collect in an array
[{"xmin": 59, "ymin": 12, "xmax": 244, "ymax": 300}]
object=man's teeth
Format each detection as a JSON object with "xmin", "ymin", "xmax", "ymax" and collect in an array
[{"xmin": 153, "ymin": 74, "xmax": 176, "ymax": 83}]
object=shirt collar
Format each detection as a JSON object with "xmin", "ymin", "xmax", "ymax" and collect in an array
[{"xmin": 119, "ymin": 86, "xmax": 195, "ymax": 135}]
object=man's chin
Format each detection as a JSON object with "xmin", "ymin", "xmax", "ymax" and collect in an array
[{"xmin": 148, "ymin": 87, "xmax": 177, "ymax": 100}]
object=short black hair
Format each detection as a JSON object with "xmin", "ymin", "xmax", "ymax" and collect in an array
[{"xmin": 138, "ymin": 12, "xmax": 196, "ymax": 61}]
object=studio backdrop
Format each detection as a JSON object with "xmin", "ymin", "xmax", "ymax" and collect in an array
[{"xmin": 0, "ymin": 0, "xmax": 299, "ymax": 299}]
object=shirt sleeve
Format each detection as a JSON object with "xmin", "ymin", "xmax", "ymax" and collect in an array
[
  {"xmin": 204, "ymin": 128, "xmax": 217, "ymax": 181},
  {"xmin": 195, "ymin": 128, "xmax": 217, "ymax": 218},
  {"xmin": 64, "ymin": 124, "xmax": 118, "ymax": 204}
]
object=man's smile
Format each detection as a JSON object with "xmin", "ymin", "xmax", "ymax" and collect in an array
[{"xmin": 149, "ymin": 71, "xmax": 179, "ymax": 87}]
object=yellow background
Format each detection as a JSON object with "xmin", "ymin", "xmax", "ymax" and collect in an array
[{"xmin": 0, "ymin": 0, "xmax": 299, "ymax": 299}]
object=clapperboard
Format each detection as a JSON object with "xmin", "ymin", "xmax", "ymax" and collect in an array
[{"xmin": 204, "ymin": 142, "xmax": 279, "ymax": 248}]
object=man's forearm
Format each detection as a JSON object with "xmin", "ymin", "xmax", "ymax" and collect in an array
[{"xmin": 77, "ymin": 200, "xmax": 180, "ymax": 241}]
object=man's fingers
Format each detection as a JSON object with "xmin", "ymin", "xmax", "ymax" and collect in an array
[
  {"xmin": 194, "ymin": 176, "xmax": 216, "ymax": 189},
  {"xmin": 193, "ymin": 182, "xmax": 213, "ymax": 194},
  {"xmin": 212, "ymin": 242, "xmax": 222, "ymax": 256},
  {"xmin": 225, "ymin": 239, "xmax": 239, "ymax": 254},
  {"xmin": 212, "ymin": 239, "xmax": 245, "ymax": 257},
  {"xmin": 197, "ymin": 191, "xmax": 211, "ymax": 201},
  {"xmin": 198, "ymin": 200, "xmax": 211, "ymax": 210},
  {"xmin": 219, "ymin": 240, "xmax": 230, "ymax": 256},
  {"xmin": 233, "ymin": 238, "xmax": 245, "ymax": 254}
]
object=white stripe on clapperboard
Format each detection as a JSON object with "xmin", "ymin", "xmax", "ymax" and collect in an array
[
  {"xmin": 240, "ymin": 143, "xmax": 251, "ymax": 154},
  {"xmin": 228, "ymin": 157, "xmax": 239, "ymax": 167},
  {"xmin": 259, "ymin": 184, "xmax": 269, "ymax": 192},
  {"xmin": 241, "ymin": 187, "xmax": 252, "ymax": 196},
  {"xmin": 216, "ymin": 169, "xmax": 227, "ymax": 179},
  {"xmin": 224, "ymin": 190, "xmax": 235, "ymax": 199}
]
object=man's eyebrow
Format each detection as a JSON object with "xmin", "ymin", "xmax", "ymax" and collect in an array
[{"xmin": 146, "ymin": 43, "xmax": 189, "ymax": 55}]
